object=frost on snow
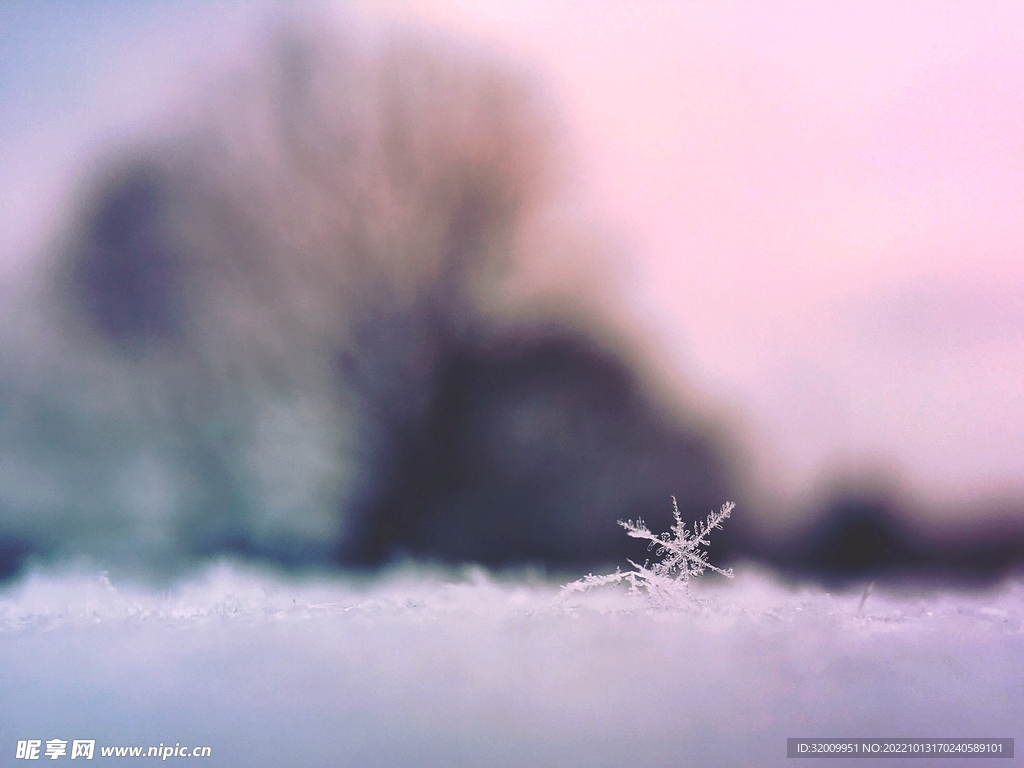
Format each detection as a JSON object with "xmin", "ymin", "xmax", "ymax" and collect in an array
[
  {"xmin": 2, "ymin": 559, "xmax": 1023, "ymax": 767},
  {"xmin": 563, "ymin": 498, "xmax": 735, "ymax": 607}
]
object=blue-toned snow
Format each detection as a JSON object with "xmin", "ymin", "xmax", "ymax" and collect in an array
[{"xmin": 1, "ymin": 564, "xmax": 1020, "ymax": 767}]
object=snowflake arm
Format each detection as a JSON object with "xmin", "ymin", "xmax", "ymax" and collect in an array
[
  {"xmin": 619, "ymin": 499, "xmax": 734, "ymax": 581},
  {"xmin": 561, "ymin": 498, "xmax": 736, "ymax": 607}
]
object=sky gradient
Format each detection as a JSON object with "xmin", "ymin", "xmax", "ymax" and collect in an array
[
  {"xmin": 387, "ymin": 1, "xmax": 1024, "ymax": 517},
  {"xmin": 2, "ymin": 1, "xmax": 1021, "ymax": 520}
]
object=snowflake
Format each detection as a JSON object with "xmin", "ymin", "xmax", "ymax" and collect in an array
[{"xmin": 563, "ymin": 498, "xmax": 735, "ymax": 608}]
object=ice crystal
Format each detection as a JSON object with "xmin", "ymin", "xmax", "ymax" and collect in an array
[{"xmin": 563, "ymin": 498, "xmax": 734, "ymax": 607}]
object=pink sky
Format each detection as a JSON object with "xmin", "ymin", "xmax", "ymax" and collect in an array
[
  {"xmin": 1, "ymin": 1, "xmax": 1021, "ymax": 518},
  {"xmin": 360, "ymin": 1, "xmax": 1024, "ymax": 515}
]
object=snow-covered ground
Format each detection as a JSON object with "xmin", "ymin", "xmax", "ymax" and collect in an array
[{"xmin": 2, "ymin": 564, "xmax": 1020, "ymax": 766}]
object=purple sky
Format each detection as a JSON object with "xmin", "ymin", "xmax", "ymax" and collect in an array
[
  {"xmin": 382, "ymin": 1, "xmax": 1024, "ymax": 516},
  {"xmin": 2, "ymin": 1, "xmax": 1021, "ymax": 520}
]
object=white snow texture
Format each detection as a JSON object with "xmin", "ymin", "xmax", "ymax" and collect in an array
[{"xmin": 1, "ymin": 564, "xmax": 1020, "ymax": 767}]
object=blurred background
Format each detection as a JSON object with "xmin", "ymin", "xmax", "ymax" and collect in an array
[
  {"xmin": 382, "ymin": 1, "xmax": 1024, "ymax": 515},
  {"xmin": 2, "ymin": 0, "xmax": 1023, "ymax": 581}
]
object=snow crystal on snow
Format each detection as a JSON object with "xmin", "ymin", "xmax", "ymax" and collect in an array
[{"xmin": 1, "ymin": 564, "xmax": 1021, "ymax": 767}]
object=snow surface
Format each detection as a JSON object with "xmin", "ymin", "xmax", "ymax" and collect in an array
[{"xmin": 1, "ymin": 564, "xmax": 1021, "ymax": 767}]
